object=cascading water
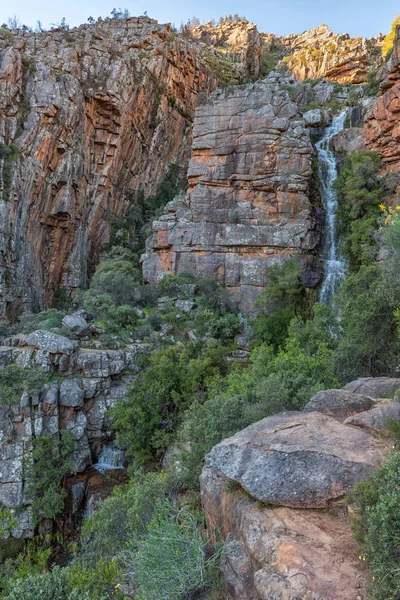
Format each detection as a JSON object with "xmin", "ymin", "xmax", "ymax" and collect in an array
[
  {"xmin": 315, "ymin": 110, "xmax": 348, "ymax": 306},
  {"xmin": 92, "ymin": 443, "xmax": 124, "ymax": 473}
]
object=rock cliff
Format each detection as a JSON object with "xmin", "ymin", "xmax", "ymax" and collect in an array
[
  {"xmin": 142, "ymin": 75, "xmax": 322, "ymax": 310},
  {"xmin": 0, "ymin": 328, "xmax": 144, "ymax": 539},
  {"xmin": 282, "ymin": 24, "xmax": 384, "ymax": 83},
  {"xmin": 201, "ymin": 382, "xmax": 398, "ymax": 600},
  {"xmin": 0, "ymin": 17, "xmax": 218, "ymax": 318},
  {"xmin": 365, "ymin": 25, "xmax": 400, "ymax": 172}
]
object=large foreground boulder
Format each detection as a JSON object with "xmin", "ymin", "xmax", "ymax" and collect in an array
[{"xmin": 204, "ymin": 411, "xmax": 389, "ymax": 508}]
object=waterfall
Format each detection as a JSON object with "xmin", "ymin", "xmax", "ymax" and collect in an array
[
  {"xmin": 92, "ymin": 443, "xmax": 124, "ymax": 473},
  {"xmin": 84, "ymin": 496, "xmax": 95, "ymax": 521},
  {"xmin": 315, "ymin": 110, "xmax": 348, "ymax": 306}
]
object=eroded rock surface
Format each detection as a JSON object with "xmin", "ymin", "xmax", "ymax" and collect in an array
[
  {"xmin": 0, "ymin": 331, "xmax": 143, "ymax": 538},
  {"xmin": 142, "ymin": 79, "xmax": 321, "ymax": 310}
]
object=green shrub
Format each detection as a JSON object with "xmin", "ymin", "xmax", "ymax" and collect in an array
[
  {"xmin": 335, "ymin": 151, "xmax": 385, "ymax": 269},
  {"xmin": 0, "ymin": 365, "xmax": 48, "ymax": 405},
  {"xmin": 127, "ymin": 500, "xmax": 220, "ymax": 600},
  {"xmin": 252, "ymin": 258, "xmax": 308, "ymax": 349},
  {"xmin": 382, "ymin": 16, "xmax": 400, "ymax": 59},
  {"xmin": 346, "ymin": 451, "xmax": 400, "ymax": 600},
  {"xmin": 16, "ymin": 309, "xmax": 65, "ymax": 334},
  {"xmin": 23, "ymin": 431, "xmax": 74, "ymax": 524},
  {"xmin": 4, "ymin": 566, "xmax": 98, "ymax": 600}
]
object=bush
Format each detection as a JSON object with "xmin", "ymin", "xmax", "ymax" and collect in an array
[
  {"xmin": 4, "ymin": 566, "xmax": 98, "ymax": 600},
  {"xmin": 346, "ymin": 451, "xmax": 400, "ymax": 600},
  {"xmin": 111, "ymin": 342, "xmax": 227, "ymax": 463},
  {"xmin": 16, "ymin": 309, "xmax": 65, "ymax": 334},
  {"xmin": 126, "ymin": 501, "xmax": 220, "ymax": 600},
  {"xmin": 23, "ymin": 431, "xmax": 74, "ymax": 524},
  {"xmin": 382, "ymin": 16, "xmax": 400, "ymax": 60},
  {"xmin": 0, "ymin": 365, "xmax": 48, "ymax": 405},
  {"xmin": 252, "ymin": 258, "xmax": 308, "ymax": 349},
  {"xmin": 335, "ymin": 151, "xmax": 386, "ymax": 269}
]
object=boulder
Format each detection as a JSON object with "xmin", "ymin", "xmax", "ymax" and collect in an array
[
  {"xmin": 26, "ymin": 330, "xmax": 78, "ymax": 356},
  {"xmin": 174, "ymin": 300, "xmax": 196, "ymax": 313},
  {"xmin": 303, "ymin": 108, "xmax": 322, "ymax": 126},
  {"xmin": 62, "ymin": 314, "xmax": 90, "ymax": 337},
  {"xmin": 60, "ymin": 380, "xmax": 85, "ymax": 408},
  {"xmin": 204, "ymin": 411, "xmax": 388, "ymax": 508},
  {"xmin": 303, "ymin": 388, "xmax": 374, "ymax": 418},
  {"xmin": 343, "ymin": 377, "xmax": 400, "ymax": 398},
  {"xmin": 344, "ymin": 401, "xmax": 400, "ymax": 431}
]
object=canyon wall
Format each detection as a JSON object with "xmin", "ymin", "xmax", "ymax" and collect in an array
[
  {"xmin": 365, "ymin": 26, "xmax": 400, "ymax": 172},
  {"xmin": 0, "ymin": 17, "xmax": 218, "ymax": 318},
  {"xmin": 142, "ymin": 75, "xmax": 322, "ymax": 310}
]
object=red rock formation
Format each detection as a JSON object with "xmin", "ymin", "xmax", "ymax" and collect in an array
[
  {"xmin": 0, "ymin": 18, "xmax": 220, "ymax": 317},
  {"xmin": 142, "ymin": 80, "xmax": 321, "ymax": 311},
  {"xmin": 283, "ymin": 24, "xmax": 383, "ymax": 84},
  {"xmin": 365, "ymin": 26, "xmax": 400, "ymax": 172}
]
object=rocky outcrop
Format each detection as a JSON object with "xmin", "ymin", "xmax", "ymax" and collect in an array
[
  {"xmin": 142, "ymin": 76, "xmax": 322, "ymax": 310},
  {"xmin": 0, "ymin": 331, "xmax": 144, "ymax": 539},
  {"xmin": 282, "ymin": 24, "xmax": 383, "ymax": 83},
  {"xmin": 365, "ymin": 26, "xmax": 400, "ymax": 172},
  {"xmin": 0, "ymin": 17, "xmax": 219, "ymax": 318},
  {"xmin": 201, "ymin": 379, "xmax": 397, "ymax": 599}
]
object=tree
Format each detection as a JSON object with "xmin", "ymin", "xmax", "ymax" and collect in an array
[
  {"xmin": 23, "ymin": 431, "xmax": 74, "ymax": 524},
  {"xmin": 8, "ymin": 15, "xmax": 21, "ymax": 30},
  {"xmin": 87, "ymin": 17, "xmax": 95, "ymax": 25}
]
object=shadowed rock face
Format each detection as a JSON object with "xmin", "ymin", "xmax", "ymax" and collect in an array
[
  {"xmin": 0, "ymin": 17, "xmax": 218, "ymax": 318},
  {"xmin": 142, "ymin": 79, "xmax": 322, "ymax": 311}
]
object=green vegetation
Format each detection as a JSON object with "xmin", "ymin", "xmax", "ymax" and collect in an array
[
  {"xmin": 23, "ymin": 431, "xmax": 74, "ymax": 524},
  {"xmin": 335, "ymin": 150, "xmax": 389, "ymax": 269},
  {"xmin": 346, "ymin": 452, "xmax": 400, "ymax": 600},
  {"xmin": 382, "ymin": 15, "xmax": 400, "ymax": 60},
  {"xmin": 0, "ymin": 365, "xmax": 48, "ymax": 405},
  {"xmin": 0, "ymin": 142, "xmax": 20, "ymax": 201}
]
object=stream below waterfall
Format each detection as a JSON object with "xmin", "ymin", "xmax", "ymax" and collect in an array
[{"xmin": 315, "ymin": 111, "xmax": 348, "ymax": 306}]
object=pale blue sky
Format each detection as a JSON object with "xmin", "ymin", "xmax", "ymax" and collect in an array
[{"xmin": 0, "ymin": 0, "xmax": 398, "ymax": 38}]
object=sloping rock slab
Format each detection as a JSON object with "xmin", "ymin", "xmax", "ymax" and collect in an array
[
  {"xmin": 204, "ymin": 412, "xmax": 388, "ymax": 508},
  {"xmin": 344, "ymin": 401, "xmax": 400, "ymax": 431},
  {"xmin": 343, "ymin": 377, "xmax": 400, "ymax": 398},
  {"xmin": 303, "ymin": 389, "xmax": 374, "ymax": 418},
  {"xmin": 201, "ymin": 468, "xmax": 368, "ymax": 600},
  {"xmin": 26, "ymin": 330, "xmax": 78, "ymax": 355}
]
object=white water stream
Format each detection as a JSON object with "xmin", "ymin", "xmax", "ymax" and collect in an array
[
  {"xmin": 315, "ymin": 111, "xmax": 348, "ymax": 306},
  {"xmin": 92, "ymin": 443, "xmax": 124, "ymax": 473}
]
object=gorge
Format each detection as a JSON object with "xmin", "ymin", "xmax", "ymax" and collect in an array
[{"xmin": 0, "ymin": 9, "xmax": 400, "ymax": 600}]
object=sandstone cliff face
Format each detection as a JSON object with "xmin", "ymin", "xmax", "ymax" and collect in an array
[
  {"xmin": 365, "ymin": 26, "xmax": 400, "ymax": 171},
  {"xmin": 282, "ymin": 24, "xmax": 383, "ymax": 83},
  {"xmin": 0, "ymin": 17, "xmax": 218, "ymax": 318},
  {"xmin": 142, "ymin": 77, "xmax": 321, "ymax": 310},
  {"xmin": 201, "ymin": 385, "xmax": 396, "ymax": 600}
]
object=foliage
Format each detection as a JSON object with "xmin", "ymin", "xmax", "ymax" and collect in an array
[
  {"xmin": 3, "ymin": 566, "xmax": 98, "ymax": 600},
  {"xmin": 334, "ymin": 261, "xmax": 400, "ymax": 381},
  {"xmin": 175, "ymin": 304, "xmax": 339, "ymax": 489},
  {"xmin": 126, "ymin": 500, "xmax": 220, "ymax": 600},
  {"xmin": 0, "ymin": 365, "xmax": 48, "ymax": 405},
  {"xmin": 16, "ymin": 308, "xmax": 65, "ymax": 334},
  {"xmin": 0, "ymin": 508, "xmax": 17, "ymax": 539},
  {"xmin": 252, "ymin": 258, "xmax": 308, "ymax": 349},
  {"xmin": 335, "ymin": 150, "xmax": 386, "ymax": 268},
  {"xmin": 78, "ymin": 472, "xmax": 165, "ymax": 569},
  {"xmin": 346, "ymin": 451, "xmax": 400, "ymax": 600},
  {"xmin": 111, "ymin": 341, "xmax": 227, "ymax": 463},
  {"xmin": 23, "ymin": 431, "xmax": 74, "ymax": 524},
  {"xmin": 0, "ymin": 142, "xmax": 20, "ymax": 201},
  {"xmin": 365, "ymin": 68, "xmax": 380, "ymax": 96},
  {"xmin": 382, "ymin": 15, "xmax": 400, "ymax": 60}
]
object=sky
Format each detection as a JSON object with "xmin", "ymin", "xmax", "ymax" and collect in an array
[{"xmin": 0, "ymin": 0, "xmax": 398, "ymax": 38}]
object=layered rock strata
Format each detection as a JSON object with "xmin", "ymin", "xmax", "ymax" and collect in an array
[
  {"xmin": 0, "ymin": 17, "xmax": 217, "ymax": 317},
  {"xmin": 201, "ymin": 381, "xmax": 397, "ymax": 599},
  {"xmin": 365, "ymin": 26, "xmax": 400, "ymax": 173},
  {"xmin": 0, "ymin": 330, "xmax": 144, "ymax": 539},
  {"xmin": 142, "ymin": 79, "xmax": 321, "ymax": 310}
]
